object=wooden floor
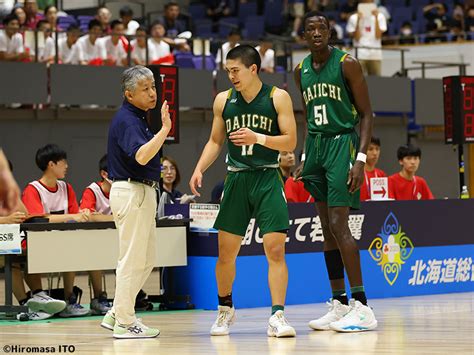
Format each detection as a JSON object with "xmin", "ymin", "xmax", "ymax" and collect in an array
[{"xmin": 0, "ymin": 292, "xmax": 472, "ymax": 354}]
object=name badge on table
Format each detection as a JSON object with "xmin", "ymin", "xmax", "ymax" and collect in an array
[
  {"xmin": 370, "ymin": 177, "xmax": 389, "ymax": 201},
  {"xmin": 0, "ymin": 224, "xmax": 21, "ymax": 254},
  {"xmin": 190, "ymin": 203, "xmax": 220, "ymax": 234}
]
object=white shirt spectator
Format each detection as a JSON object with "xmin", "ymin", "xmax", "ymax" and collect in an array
[
  {"xmin": 255, "ymin": 45, "xmax": 275, "ymax": 72},
  {"xmin": 130, "ymin": 38, "xmax": 155, "ymax": 65},
  {"xmin": 99, "ymin": 35, "xmax": 128, "ymax": 66},
  {"xmin": 216, "ymin": 41, "xmax": 239, "ymax": 65},
  {"xmin": 0, "ymin": 30, "xmax": 24, "ymax": 56},
  {"xmin": 43, "ymin": 37, "xmax": 76, "ymax": 63},
  {"xmin": 148, "ymin": 38, "xmax": 170, "ymax": 62},
  {"xmin": 346, "ymin": 12, "xmax": 387, "ymax": 60},
  {"xmin": 73, "ymin": 34, "xmax": 106, "ymax": 64}
]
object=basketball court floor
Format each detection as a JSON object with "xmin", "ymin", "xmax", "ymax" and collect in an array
[{"xmin": 0, "ymin": 292, "xmax": 472, "ymax": 354}]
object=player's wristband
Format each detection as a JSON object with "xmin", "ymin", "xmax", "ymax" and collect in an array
[
  {"xmin": 255, "ymin": 133, "xmax": 266, "ymax": 146},
  {"xmin": 356, "ymin": 152, "xmax": 367, "ymax": 163},
  {"xmin": 301, "ymin": 153, "xmax": 306, "ymax": 162}
]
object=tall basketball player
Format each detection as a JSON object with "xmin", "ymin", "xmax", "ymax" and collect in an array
[{"xmin": 295, "ymin": 11, "xmax": 378, "ymax": 332}]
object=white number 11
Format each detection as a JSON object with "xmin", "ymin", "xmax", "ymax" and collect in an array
[{"xmin": 242, "ymin": 144, "xmax": 254, "ymax": 156}]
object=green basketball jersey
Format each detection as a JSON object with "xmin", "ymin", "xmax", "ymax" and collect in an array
[
  {"xmin": 222, "ymin": 83, "xmax": 280, "ymax": 171},
  {"xmin": 299, "ymin": 47, "xmax": 359, "ymax": 135}
]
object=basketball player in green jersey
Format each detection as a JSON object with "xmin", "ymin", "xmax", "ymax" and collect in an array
[
  {"xmin": 295, "ymin": 11, "xmax": 377, "ymax": 332},
  {"xmin": 189, "ymin": 45, "xmax": 297, "ymax": 338}
]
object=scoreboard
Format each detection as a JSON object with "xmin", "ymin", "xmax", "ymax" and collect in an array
[
  {"xmin": 147, "ymin": 65, "xmax": 179, "ymax": 143},
  {"xmin": 443, "ymin": 76, "xmax": 474, "ymax": 144}
]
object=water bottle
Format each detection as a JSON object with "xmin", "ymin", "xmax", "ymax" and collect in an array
[{"xmin": 461, "ymin": 185, "xmax": 470, "ymax": 199}]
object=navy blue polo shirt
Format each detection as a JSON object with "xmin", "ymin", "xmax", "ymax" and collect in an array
[{"xmin": 107, "ymin": 100, "xmax": 161, "ymax": 181}]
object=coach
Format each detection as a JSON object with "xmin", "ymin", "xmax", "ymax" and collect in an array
[{"xmin": 103, "ymin": 65, "xmax": 171, "ymax": 339}]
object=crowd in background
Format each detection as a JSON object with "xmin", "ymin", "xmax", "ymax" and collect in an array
[{"xmin": 0, "ymin": 1, "xmax": 472, "ymax": 74}]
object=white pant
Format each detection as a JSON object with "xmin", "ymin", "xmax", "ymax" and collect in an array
[{"xmin": 110, "ymin": 181, "xmax": 157, "ymax": 325}]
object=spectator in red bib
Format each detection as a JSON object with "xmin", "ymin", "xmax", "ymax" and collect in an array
[{"xmin": 22, "ymin": 144, "xmax": 91, "ymax": 318}]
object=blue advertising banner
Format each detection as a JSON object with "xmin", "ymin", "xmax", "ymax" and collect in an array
[{"xmin": 170, "ymin": 200, "xmax": 474, "ymax": 309}]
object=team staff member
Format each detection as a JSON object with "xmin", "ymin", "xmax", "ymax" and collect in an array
[{"xmin": 101, "ymin": 65, "xmax": 171, "ymax": 339}]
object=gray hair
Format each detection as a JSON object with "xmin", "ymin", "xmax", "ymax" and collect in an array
[{"xmin": 121, "ymin": 65, "xmax": 154, "ymax": 95}]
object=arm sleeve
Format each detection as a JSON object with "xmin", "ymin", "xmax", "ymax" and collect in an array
[
  {"xmin": 22, "ymin": 185, "xmax": 45, "ymax": 214},
  {"xmin": 66, "ymin": 183, "xmax": 80, "ymax": 213},
  {"xmin": 79, "ymin": 188, "xmax": 97, "ymax": 212}
]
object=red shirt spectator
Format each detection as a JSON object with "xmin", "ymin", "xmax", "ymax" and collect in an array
[
  {"xmin": 388, "ymin": 173, "xmax": 434, "ymax": 201},
  {"xmin": 285, "ymin": 178, "xmax": 314, "ymax": 203},
  {"xmin": 79, "ymin": 181, "xmax": 110, "ymax": 213},
  {"xmin": 389, "ymin": 144, "xmax": 434, "ymax": 201},
  {"xmin": 22, "ymin": 180, "xmax": 79, "ymax": 214},
  {"xmin": 360, "ymin": 168, "xmax": 386, "ymax": 201},
  {"xmin": 24, "ymin": 0, "xmax": 44, "ymax": 30}
]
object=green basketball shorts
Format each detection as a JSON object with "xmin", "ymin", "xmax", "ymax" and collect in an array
[
  {"xmin": 301, "ymin": 130, "xmax": 360, "ymax": 209},
  {"xmin": 214, "ymin": 168, "xmax": 289, "ymax": 236}
]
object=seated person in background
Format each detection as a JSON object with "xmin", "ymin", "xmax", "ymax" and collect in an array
[
  {"xmin": 161, "ymin": 156, "xmax": 183, "ymax": 203},
  {"xmin": 466, "ymin": 6, "xmax": 474, "ymax": 33},
  {"xmin": 206, "ymin": 0, "xmax": 233, "ymax": 31},
  {"xmin": 78, "ymin": 154, "xmax": 112, "ymax": 315},
  {"xmin": 157, "ymin": 1, "xmax": 191, "ymax": 51},
  {"xmin": 119, "ymin": 5, "xmax": 140, "ymax": 36},
  {"xmin": 398, "ymin": 22, "xmax": 415, "ymax": 45},
  {"xmin": 360, "ymin": 136, "xmax": 386, "ymax": 201},
  {"xmin": 256, "ymin": 38, "xmax": 275, "ymax": 73},
  {"xmin": 43, "ymin": 5, "xmax": 59, "ymax": 33},
  {"xmin": 43, "ymin": 23, "xmax": 80, "ymax": 64},
  {"xmin": 423, "ymin": 3, "xmax": 450, "ymax": 34},
  {"xmin": 284, "ymin": 154, "xmax": 314, "ymax": 203},
  {"xmin": 24, "ymin": 0, "xmax": 43, "ymax": 30},
  {"xmin": 148, "ymin": 21, "xmax": 173, "ymax": 65},
  {"xmin": 30, "ymin": 19, "xmax": 51, "ymax": 62},
  {"xmin": 12, "ymin": 7, "xmax": 28, "ymax": 33},
  {"xmin": 131, "ymin": 26, "xmax": 155, "ymax": 66},
  {"xmin": 389, "ymin": 144, "xmax": 434, "ymax": 201},
  {"xmin": 279, "ymin": 151, "xmax": 295, "ymax": 182},
  {"xmin": 0, "ymin": 14, "xmax": 29, "ymax": 62},
  {"xmin": 72, "ymin": 19, "xmax": 106, "ymax": 65},
  {"xmin": 0, "ymin": 156, "xmax": 67, "ymax": 320},
  {"xmin": 79, "ymin": 154, "xmax": 113, "ymax": 221},
  {"xmin": 22, "ymin": 144, "xmax": 90, "ymax": 317},
  {"xmin": 95, "ymin": 6, "xmax": 111, "ymax": 35},
  {"xmin": 216, "ymin": 28, "xmax": 240, "ymax": 68},
  {"xmin": 99, "ymin": 19, "xmax": 128, "ymax": 66}
]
